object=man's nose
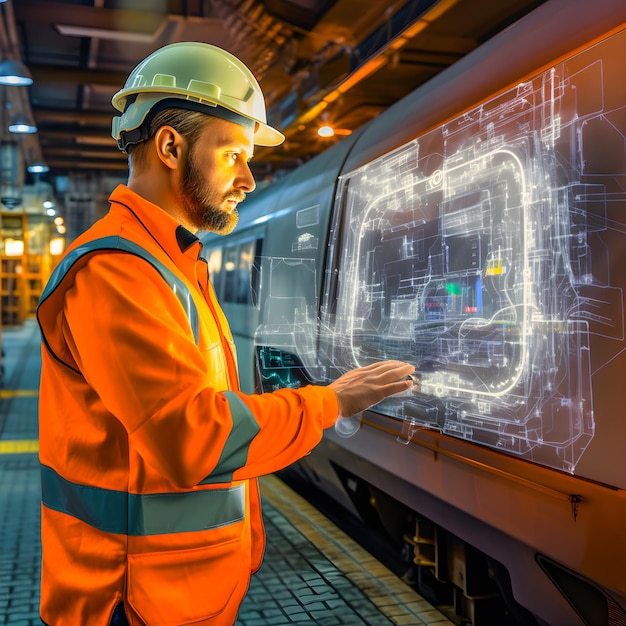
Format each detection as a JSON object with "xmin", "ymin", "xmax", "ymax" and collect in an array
[{"xmin": 236, "ymin": 161, "xmax": 256, "ymax": 192}]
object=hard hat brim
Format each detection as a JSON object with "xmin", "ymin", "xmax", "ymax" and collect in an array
[
  {"xmin": 253, "ymin": 122, "xmax": 285, "ymax": 147},
  {"xmin": 112, "ymin": 88, "xmax": 285, "ymax": 147}
]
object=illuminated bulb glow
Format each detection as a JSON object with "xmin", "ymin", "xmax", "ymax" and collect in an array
[
  {"xmin": 318, "ymin": 125, "xmax": 334, "ymax": 137},
  {"xmin": 9, "ymin": 122, "xmax": 37, "ymax": 134},
  {"xmin": 49, "ymin": 238, "xmax": 65, "ymax": 256},
  {"xmin": 28, "ymin": 163, "xmax": 49, "ymax": 173},
  {"xmin": 0, "ymin": 59, "xmax": 33, "ymax": 86},
  {"xmin": 4, "ymin": 238, "xmax": 24, "ymax": 256}
]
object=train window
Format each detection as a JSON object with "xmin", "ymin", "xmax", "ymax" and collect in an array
[
  {"xmin": 251, "ymin": 238, "xmax": 263, "ymax": 308},
  {"xmin": 221, "ymin": 237, "xmax": 264, "ymax": 306},
  {"xmin": 222, "ymin": 245, "xmax": 237, "ymax": 303},
  {"xmin": 207, "ymin": 247, "xmax": 223, "ymax": 298},
  {"xmin": 235, "ymin": 240, "xmax": 255, "ymax": 304}
]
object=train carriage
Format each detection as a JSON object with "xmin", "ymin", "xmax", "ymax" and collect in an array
[{"xmin": 201, "ymin": 1, "xmax": 626, "ymax": 623}]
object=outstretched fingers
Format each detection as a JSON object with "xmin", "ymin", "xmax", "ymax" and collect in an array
[{"xmin": 330, "ymin": 360, "xmax": 416, "ymax": 418}]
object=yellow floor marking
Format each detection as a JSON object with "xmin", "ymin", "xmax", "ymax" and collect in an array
[
  {"xmin": 0, "ymin": 389, "xmax": 39, "ymax": 398},
  {"xmin": 0, "ymin": 439, "xmax": 39, "ymax": 454},
  {"xmin": 259, "ymin": 474, "xmax": 453, "ymax": 625}
]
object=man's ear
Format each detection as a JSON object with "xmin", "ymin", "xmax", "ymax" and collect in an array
[{"xmin": 154, "ymin": 125, "xmax": 184, "ymax": 170}]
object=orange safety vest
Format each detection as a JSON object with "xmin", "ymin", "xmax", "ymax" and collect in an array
[{"xmin": 37, "ymin": 185, "xmax": 338, "ymax": 626}]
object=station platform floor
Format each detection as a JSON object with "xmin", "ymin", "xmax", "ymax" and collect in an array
[{"xmin": 0, "ymin": 319, "xmax": 453, "ymax": 626}]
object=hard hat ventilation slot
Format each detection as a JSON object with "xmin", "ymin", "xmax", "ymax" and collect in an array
[
  {"xmin": 187, "ymin": 80, "xmax": 221, "ymax": 100},
  {"xmin": 152, "ymin": 74, "xmax": 176, "ymax": 88}
]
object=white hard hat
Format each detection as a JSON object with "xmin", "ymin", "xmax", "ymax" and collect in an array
[{"xmin": 111, "ymin": 41, "xmax": 285, "ymax": 151}]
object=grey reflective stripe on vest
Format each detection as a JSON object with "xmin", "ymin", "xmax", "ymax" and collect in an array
[
  {"xmin": 41, "ymin": 465, "xmax": 245, "ymax": 536},
  {"xmin": 39, "ymin": 235, "xmax": 199, "ymax": 343},
  {"xmin": 199, "ymin": 391, "xmax": 261, "ymax": 484},
  {"xmin": 38, "ymin": 235, "xmax": 232, "ymax": 535}
]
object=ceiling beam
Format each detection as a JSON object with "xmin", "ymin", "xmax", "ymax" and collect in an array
[
  {"xmin": 29, "ymin": 64, "xmax": 127, "ymax": 87},
  {"xmin": 33, "ymin": 108, "xmax": 114, "ymax": 126},
  {"xmin": 14, "ymin": 3, "xmax": 165, "ymax": 34},
  {"xmin": 46, "ymin": 159, "xmax": 129, "ymax": 171},
  {"xmin": 44, "ymin": 147, "xmax": 125, "ymax": 158}
]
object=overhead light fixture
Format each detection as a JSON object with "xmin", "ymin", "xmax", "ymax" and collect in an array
[
  {"xmin": 0, "ymin": 59, "xmax": 33, "ymax": 86},
  {"xmin": 317, "ymin": 125, "xmax": 352, "ymax": 138},
  {"xmin": 28, "ymin": 162, "xmax": 49, "ymax": 174},
  {"xmin": 8, "ymin": 113, "xmax": 37, "ymax": 134},
  {"xmin": 55, "ymin": 24, "xmax": 155, "ymax": 44}
]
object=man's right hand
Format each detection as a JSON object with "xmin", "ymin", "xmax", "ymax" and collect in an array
[{"xmin": 329, "ymin": 360, "xmax": 416, "ymax": 418}]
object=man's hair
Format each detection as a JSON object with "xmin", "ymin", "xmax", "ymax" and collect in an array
[{"xmin": 127, "ymin": 108, "xmax": 212, "ymax": 173}]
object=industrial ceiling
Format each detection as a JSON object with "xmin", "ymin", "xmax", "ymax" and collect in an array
[{"xmin": 5, "ymin": 0, "xmax": 548, "ymax": 188}]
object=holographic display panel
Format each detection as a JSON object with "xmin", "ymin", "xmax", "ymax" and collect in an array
[{"xmin": 322, "ymin": 29, "xmax": 626, "ymax": 473}]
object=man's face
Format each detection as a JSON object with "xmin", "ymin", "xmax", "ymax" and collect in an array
[{"xmin": 178, "ymin": 118, "xmax": 256, "ymax": 234}]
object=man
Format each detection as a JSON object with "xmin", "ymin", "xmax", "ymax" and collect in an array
[{"xmin": 37, "ymin": 42, "xmax": 414, "ymax": 626}]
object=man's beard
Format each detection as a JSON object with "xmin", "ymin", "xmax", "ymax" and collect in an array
[{"xmin": 179, "ymin": 148, "xmax": 244, "ymax": 234}]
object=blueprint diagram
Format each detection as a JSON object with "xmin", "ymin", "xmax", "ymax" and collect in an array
[
  {"xmin": 320, "ymin": 29, "xmax": 626, "ymax": 473},
  {"xmin": 256, "ymin": 29, "xmax": 626, "ymax": 476}
]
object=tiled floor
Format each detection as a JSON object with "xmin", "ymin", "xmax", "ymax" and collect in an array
[
  {"xmin": 0, "ymin": 320, "xmax": 452, "ymax": 626},
  {"xmin": 250, "ymin": 475, "xmax": 452, "ymax": 626}
]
